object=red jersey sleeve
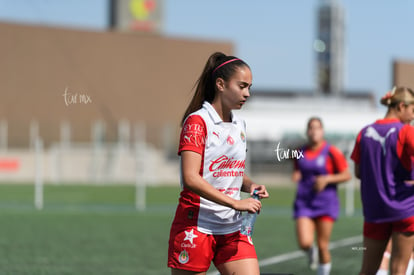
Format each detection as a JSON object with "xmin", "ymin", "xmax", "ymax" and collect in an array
[
  {"xmin": 178, "ymin": 115, "xmax": 207, "ymax": 155},
  {"xmin": 399, "ymin": 124, "xmax": 414, "ymax": 156},
  {"xmin": 327, "ymin": 145, "xmax": 348, "ymax": 174},
  {"xmin": 350, "ymin": 131, "xmax": 362, "ymax": 164},
  {"xmin": 397, "ymin": 124, "xmax": 414, "ymax": 171}
]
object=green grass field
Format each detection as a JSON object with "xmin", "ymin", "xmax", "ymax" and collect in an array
[{"xmin": 0, "ymin": 183, "xmax": 364, "ymax": 275}]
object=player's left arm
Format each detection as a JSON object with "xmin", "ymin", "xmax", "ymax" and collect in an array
[
  {"xmin": 241, "ymin": 174, "xmax": 269, "ymax": 199},
  {"xmin": 314, "ymin": 146, "xmax": 352, "ymax": 192}
]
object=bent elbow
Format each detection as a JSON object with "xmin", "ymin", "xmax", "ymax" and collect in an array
[{"xmin": 181, "ymin": 172, "xmax": 201, "ymax": 191}]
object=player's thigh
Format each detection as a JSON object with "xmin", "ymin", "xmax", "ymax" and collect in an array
[
  {"xmin": 315, "ymin": 218, "xmax": 334, "ymax": 248},
  {"xmin": 216, "ymin": 258, "xmax": 259, "ymax": 275},
  {"xmin": 296, "ymin": 217, "xmax": 316, "ymax": 248},
  {"xmin": 359, "ymin": 236, "xmax": 389, "ymax": 274}
]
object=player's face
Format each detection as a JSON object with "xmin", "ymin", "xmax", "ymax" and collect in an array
[
  {"xmin": 307, "ymin": 120, "xmax": 324, "ymax": 144},
  {"xmin": 221, "ymin": 66, "xmax": 252, "ymax": 110},
  {"xmin": 399, "ymin": 103, "xmax": 414, "ymax": 123}
]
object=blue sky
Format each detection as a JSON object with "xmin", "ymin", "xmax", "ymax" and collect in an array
[{"xmin": 0, "ymin": 0, "xmax": 413, "ymax": 102}]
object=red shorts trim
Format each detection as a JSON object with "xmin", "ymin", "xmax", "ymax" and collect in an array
[
  {"xmin": 296, "ymin": 215, "xmax": 335, "ymax": 222},
  {"xmin": 363, "ymin": 216, "xmax": 414, "ymax": 240},
  {"xmin": 315, "ymin": 215, "xmax": 335, "ymax": 223},
  {"xmin": 167, "ymin": 226, "xmax": 257, "ymax": 272}
]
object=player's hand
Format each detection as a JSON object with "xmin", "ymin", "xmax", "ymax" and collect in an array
[
  {"xmin": 313, "ymin": 175, "xmax": 329, "ymax": 192},
  {"xmin": 233, "ymin": 198, "xmax": 262, "ymax": 214},
  {"xmin": 250, "ymin": 185, "xmax": 269, "ymax": 199},
  {"xmin": 404, "ymin": 180, "xmax": 414, "ymax": 185}
]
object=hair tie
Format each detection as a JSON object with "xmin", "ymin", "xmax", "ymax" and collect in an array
[
  {"xmin": 212, "ymin": 58, "xmax": 240, "ymax": 75},
  {"xmin": 381, "ymin": 86, "xmax": 397, "ymax": 104}
]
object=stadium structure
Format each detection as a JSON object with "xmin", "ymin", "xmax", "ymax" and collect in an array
[{"xmin": 0, "ymin": 0, "xmax": 413, "ymax": 183}]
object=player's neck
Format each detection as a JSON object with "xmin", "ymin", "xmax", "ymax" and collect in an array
[
  {"xmin": 212, "ymin": 101, "xmax": 231, "ymax": 122},
  {"xmin": 309, "ymin": 140, "xmax": 324, "ymax": 150}
]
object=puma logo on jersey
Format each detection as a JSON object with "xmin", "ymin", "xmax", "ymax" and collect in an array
[
  {"xmin": 364, "ymin": 126, "xmax": 396, "ymax": 155},
  {"xmin": 183, "ymin": 135, "xmax": 191, "ymax": 143},
  {"xmin": 183, "ymin": 134, "xmax": 204, "ymax": 147}
]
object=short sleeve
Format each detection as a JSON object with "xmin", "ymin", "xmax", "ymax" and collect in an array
[
  {"xmin": 350, "ymin": 131, "xmax": 362, "ymax": 164},
  {"xmin": 400, "ymin": 124, "xmax": 414, "ymax": 156},
  {"xmin": 328, "ymin": 145, "xmax": 348, "ymax": 173},
  {"xmin": 178, "ymin": 115, "xmax": 207, "ymax": 155},
  {"xmin": 396, "ymin": 124, "xmax": 414, "ymax": 171}
]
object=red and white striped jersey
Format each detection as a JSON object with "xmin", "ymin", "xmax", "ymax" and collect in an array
[{"xmin": 176, "ymin": 101, "xmax": 247, "ymax": 235}]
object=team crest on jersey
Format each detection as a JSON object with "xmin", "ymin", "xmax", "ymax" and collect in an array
[
  {"xmin": 240, "ymin": 131, "xmax": 245, "ymax": 142},
  {"xmin": 178, "ymin": 250, "xmax": 189, "ymax": 264},
  {"xmin": 227, "ymin": 135, "xmax": 234, "ymax": 145}
]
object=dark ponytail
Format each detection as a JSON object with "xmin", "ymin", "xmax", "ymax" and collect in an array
[{"xmin": 181, "ymin": 52, "xmax": 249, "ymax": 125}]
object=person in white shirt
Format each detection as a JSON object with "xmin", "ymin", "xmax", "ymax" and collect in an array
[{"xmin": 167, "ymin": 52, "xmax": 269, "ymax": 275}]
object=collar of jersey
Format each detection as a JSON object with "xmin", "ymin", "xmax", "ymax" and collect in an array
[
  {"xmin": 202, "ymin": 101, "xmax": 236, "ymax": 125},
  {"xmin": 375, "ymin": 118, "xmax": 401, "ymax": 124}
]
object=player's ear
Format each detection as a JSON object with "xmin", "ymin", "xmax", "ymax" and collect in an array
[
  {"xmin": 397, "ymin": 101, "xmax": 405, "ymax": 112},
  {"xmin": 215, "ymin": 77, "xmax": 225, "ymax": 92}
]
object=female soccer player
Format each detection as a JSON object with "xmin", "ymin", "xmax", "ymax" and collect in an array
[
  {"xmin": 351, "ymin": 86, "xmax": 414, "ymax": 275},
  {"xmin": 167, "ymin": 52, "xmax": 269, "ymax": 275},
  {"xmin": 292, "ymin": 117, "xmax": 351, "ymax": 275}
]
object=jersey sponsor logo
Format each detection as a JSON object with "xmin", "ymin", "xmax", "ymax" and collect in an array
[
  {"xmin": 364, "ymin": 126, "xmax": 396, "ymax": 155},
  {"xmin": 213, "ymin": 131, "xmax": 220, "ymax": 139},
  {"xmin": 209, "ymin": 155, "xmax": 245, "ymax": 171},
  {"xmin": 181, "ymin": 242, "xmax": 196, "ymax": 249},
  {"xmin": 183, "ymin": 123, "xmax": 204, "ymax": 133},
  {"xmin": 209, "ymin": 155, "xmax": 245, "ymax": 178},
  {"xmin": 181, "ymin": 123, "xmax": 205, "ymax": 147},
  {"xmin": 217, "ymin": 187, "xmax": 240, "ymax": 196},
  {"xmin": 213, "ymin": 170, "xmax": 244, "ymax": 178},
  {"xmin": 183, "ymin": 229, "xmax": 198, "ymax": 245}
]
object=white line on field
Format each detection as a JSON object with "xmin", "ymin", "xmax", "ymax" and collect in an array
[{"xmin": 206, "ymin": 235, "xmax": 363, "ymax": 275}]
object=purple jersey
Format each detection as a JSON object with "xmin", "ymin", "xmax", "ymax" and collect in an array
[
  {"xmin": 356, "ymin": 121, "xmax": 414, "ymax": 223},
  {"xmin": 293, "ymin": 143, "xmax": 340, "ymax": 220}
]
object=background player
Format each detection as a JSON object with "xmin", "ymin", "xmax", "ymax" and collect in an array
[
  {"xmin": 351, "ymin": 86, "xmax": 414, "ymax": 275},
  {"xmin": 292, "ymin": 117, "xmax": 351, "ymax": 275}
]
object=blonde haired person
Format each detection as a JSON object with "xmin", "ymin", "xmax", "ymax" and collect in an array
[{"xmin": 351, "ymin": 86, "xmax": 414, "ymax": 275}]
